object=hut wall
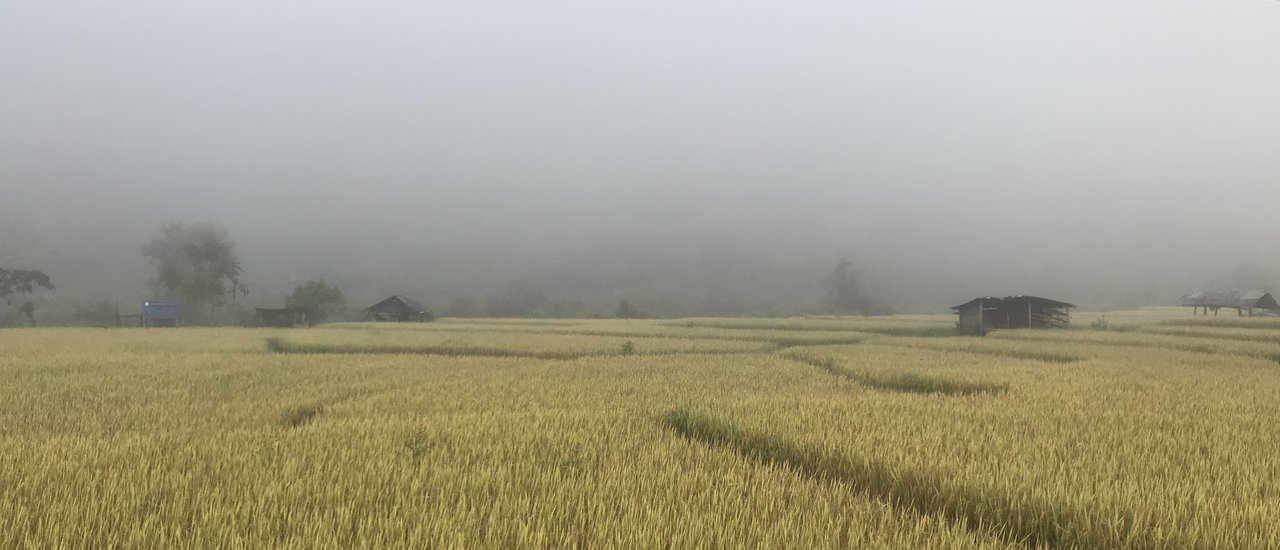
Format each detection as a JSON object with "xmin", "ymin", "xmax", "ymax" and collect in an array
[
  {"xmin": 957, "ymin": 302, "xmax": 985, "ymax": 334},
  {"xmin": 1027, "ymin": 304, "xmax": 1071, "ymax": 328},
  {"xmin": 1006, "ymin": 298, "xmax": 1031, "ymax": 328},
  {"xmin": 985, "ymin": 307, "xmax": 1009, "ymax": 329}
]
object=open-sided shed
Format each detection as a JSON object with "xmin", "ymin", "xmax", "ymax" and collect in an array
[
  {"xmin": 1180, "ymin": 291, "xmax": 1279, "ymax": 316},
  {"xmin": 952, "ymin": 295, "xmax": 1074, "ymax": 335}
]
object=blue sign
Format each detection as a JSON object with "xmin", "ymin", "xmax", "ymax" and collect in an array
[{"xmin": 143, "ymin": 300, "xmax": 180, "ymax": 320}]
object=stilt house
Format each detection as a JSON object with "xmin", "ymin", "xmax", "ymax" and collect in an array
[{"xmin": 1180, "ymin": 291, "xmax": 1279, "ymax": 316}]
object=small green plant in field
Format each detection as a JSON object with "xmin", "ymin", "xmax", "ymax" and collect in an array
[
  {"xmin": 264, "ymin": 336, "xmax": 286, "ymax": 352},
  {"xmin": 1083, "ymin": 316, "xmax": 1141, "ymax": 332},
  {"xmin": 620, "ymin": 340, "xmax": 636, "ymax": 355},
  {"xmin": 403, "ymin": 428, "xmax": 431, "ymax": 464}
]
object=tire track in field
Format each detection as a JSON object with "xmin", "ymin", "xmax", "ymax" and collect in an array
[
  {"xmin": 990, "ymin": 332, "xmax": 1280, "ymax": 364},
  {"xmin": 781, "ymin": 353, "xmax": 1008, "ymax": 396},
  {"xmin": 867, "ymin": 340, "xmax": 1086, "ymax": 364},
  {"xmin": 322, "ymin": 323, "xmax": 868, "ymax": 348},
  {"xmin": 665, "ymin": 406, "xmax": 1191, "ymax": 550}
]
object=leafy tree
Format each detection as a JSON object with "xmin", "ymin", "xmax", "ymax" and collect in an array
[
  {"xmin": 140, "ymin": 223, "xmax": 242, "ymax": 308},
  {"xmin": 0, "ymin": 268, "xmax": 54, "ymax": 301},
  {"xmin": 615, "ymin": 298, "xmax": 649, "ymax": 319},
  {"xmin": 825, "ymin": 258, "xmax": 873, "ymax": 314},
  {"xmin": 0, "ymin": 268, "xmax": 54, "ymax": 326},
  {"xmin": 286, "ymin": 279, "xmax": 345, "ymax": 323}
]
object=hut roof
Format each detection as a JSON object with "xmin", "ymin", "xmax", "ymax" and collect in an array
[
  {"xmin": 1178, "ymin": 291, "xmax": 1210, "ymax": 306},
  {"xmin": 951, "ymin": 295, "xmax": 1075, "ymax": 311},
  {"xmin": 1181, "ymin": 291, "xmax": 1279, "ymax": 309},
  {"xmin": 365, "ymin": 295, "xmax": 427, "ymax": 314}
]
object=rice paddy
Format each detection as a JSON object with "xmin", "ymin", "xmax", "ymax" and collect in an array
[{"xmin": 2, "ymin": 307, "xmax": 1279, "ymax": 548}]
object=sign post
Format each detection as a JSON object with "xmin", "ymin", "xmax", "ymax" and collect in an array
[{"xmin": 142, "ymin": 300, "xmax": 181, "ymax": 328}]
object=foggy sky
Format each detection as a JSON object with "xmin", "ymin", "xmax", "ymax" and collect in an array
[{"xmin": 3, "ymin": 1, "xmax": 1279, "ymax": 314}]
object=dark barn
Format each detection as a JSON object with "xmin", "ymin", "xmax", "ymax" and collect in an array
[
  {"xmin": 1180, "ymin": 291, "xmax": 1280, "ymax": 316},
  {"xmin": 952, "ymin": 295, "xmax": 1075, "ymax": 335},
  {"xmin": 255, "ymin": 307, "xmax": 310, "ymax": 328},
  {"xmin": 365, "ymin": 295, "xmax": 434, "ymax": 322}
]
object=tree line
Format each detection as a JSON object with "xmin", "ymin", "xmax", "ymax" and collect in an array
[{"xmin": 3, "ymin": 221, "xmax": 884, "ymax": 326}]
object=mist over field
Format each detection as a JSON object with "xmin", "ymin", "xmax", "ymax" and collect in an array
[
  {"xmin": 3, "ymin": 0, "xmax": 1279, "ymax": 318},
  {"xmin": 9, "ymin": 5, "xmax": 1280, "ymax": 545}
]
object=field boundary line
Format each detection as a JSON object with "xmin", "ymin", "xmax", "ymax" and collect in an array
[
  {"xmin": 665, "ymin": 406, "xmax": 1184, "ymax": 550},
  {"xmin": 781, "ymin": 353, "xmax": 1008, "ymax": 396}
]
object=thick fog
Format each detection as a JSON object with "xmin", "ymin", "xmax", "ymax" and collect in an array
[{"xmin": 3, "ymin": 1, "xmax": 1279, "ymax": 318}]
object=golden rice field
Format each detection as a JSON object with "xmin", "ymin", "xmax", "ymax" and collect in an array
[{"xmin": 3, "ymin": 307, "xmax": 1280, "ymax": 548}]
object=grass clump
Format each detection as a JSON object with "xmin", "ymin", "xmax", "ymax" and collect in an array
[
  {"xmin": 1087, "ymin": 316, "xmax": 1139, "ymax": 332},
  {"xmin": 265, "ymin": 336, "xmax": 286, "ymax": 353},
  {"xmin": 279, "ymin": 403, "xmax": 325, "ymax": 428},
  {"xmin": 403, "ymin": 428, "xmax": 431, "ymax": 464}
]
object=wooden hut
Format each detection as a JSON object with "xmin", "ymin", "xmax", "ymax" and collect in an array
[
  {"xmin": 1180, "ymin": 291, "xmax": 1279, "ymax": 316},
  {"xmin": 365, "ymin": 295, "xmax": 434, "ymax": 322},
  {"xmin": 255, "ymin": 307, "xmax": 310, "ymax": 328},
  {"xmin": 952, "ymin": 295, "xmax": 1074, "ymax": 335}
]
